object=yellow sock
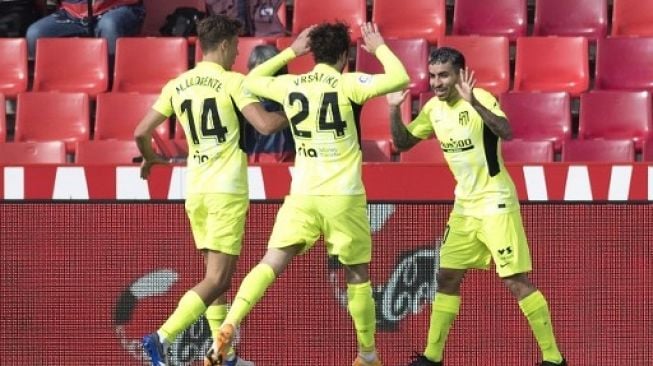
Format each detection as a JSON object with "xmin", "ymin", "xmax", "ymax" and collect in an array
[
  {"xmin": 423, "ymin": 293, "xmax": 460, "ymax": 362},
  {"xmin": 347, "ymin": 281, "xmax": 376, "ymax": 352},
  {"xmin": 519, "ymin": 291, "xmax": 563, "ymax": 363},
  {"xmin": 205, "ymin": 304, "xmax": 228, "ymax": 335},
  {"xmin": 224, "ymin": 263, "xmax": 276, "ymax": 326},
  {"xmin": 159, "ymin": 290, "xmax": 207, "ymax": 343}
]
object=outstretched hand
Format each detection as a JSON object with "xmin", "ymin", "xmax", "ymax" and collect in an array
[
  {"xmin": 386, "ymin": 90, "xmax": 409, "ymax": 107},
  {"xmin": 360, "ymin": 22, "xmax": 385, "ymax": 54},
  {"xmin": 454, "ymin": 67, "xmax": 476, "ymax": 103},
  {"xmin": 290, "ymin": 25, "xmax": 315, "ymax": 56}
]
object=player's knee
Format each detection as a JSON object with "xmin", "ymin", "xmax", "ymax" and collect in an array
[
  {"xmin": 203, "ymin": 273, "xmax": 231, "ymax": 295},
  {"xmin": 436, "ymin": 270, "xmax": 463, "ymax": 293},
  {"xmin": 502, "ymin": 274, "xmax": 535, "ymax": 299}
]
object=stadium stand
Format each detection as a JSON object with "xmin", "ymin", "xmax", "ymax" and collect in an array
[
  {"xmin": 578, "ymin": 90, "xmax": 652, "ymax": 151},
  {"xmin": 94, "ymin": 92, "xmax": 169, "ymax": 140},
  {"xmin": 594, "ymin": 37, "xmax": 653, "ymax": 92},
  {"xmin": 275, "ymin": 36, "xmax": 318, "ymax": 74},
  {"xmin": 562, "ymin": 139, "xmax": 635, "ymax": 162},
  {"xmin": 15, "ymin": 92, "xmax": 89, "ymax": 154},
  {"xmin": 452, "ymin": 0, "xmax": 527, "ymax": 41},
  {"xmin": 33, "ymin": 38, "xmax": 109, "ymax": 97},
  {"xmin": 360, "ymin": 95, "xmax": 412, "ymax": 153},
  {"xmin": 533, "ymin": 0, "xmax": 608, "ymax": 40},
  {"xmin": 611, "ymin": 0, "xmax": 653, "ymax": 37},
  {"xmin": 356, "ymin": 37, "xmax": 429, "ymax": 96},
  {"xmin": 501, "ymin": 139, "xmax": 555, "ymax": 163},
  {"xmin": 292, "ymin": 0, "xmax": 366, "ymax": 40},
  {"xmin": 644, "ymin": 140, "xmax": 653, "ymax": 162},
  {"xmin": 0, "ymin": 38, "xmax": 28, "ymax": 99},
  {"xmin": 0, "ymin": 141, "xmax": 67, "ymax": 164},
  {"xmin": 513, "ymin": 36, "xmax": 589, "ymax": 96},
  {"xmin": 500, "ymin": 91, "xmax": 571, "ymax": 152},
  {"xmin": 399, "ymin": 137, "xmax": 446, "ymax": 163},
  {"xmin": 361, "ymin": 139, "xmax": 393, "ymax": 162},
  {"xmin": 196, "ymin": 37, "xmax": 273, "ymax": 74},
  {"xmin": 0, "ymin": 94, "xmax": 4, "ymax": 142},
  {"xmin": 372, "ymin": 0, "xmax": 445, "ymax": 44},
  {"xmin": 140, "ymin": 0, "xmax": 206, "ymax": 36},
  {"xmin": 113, "ymin": 37, "xmax": 189, "ymax": 93},
  {"xmin": 75, "ymin": 140, "xmax": 142, "ymax": 164},
  {"xmin": 438, "ymin": 36, "xmax": 510, "ymax": 96}
]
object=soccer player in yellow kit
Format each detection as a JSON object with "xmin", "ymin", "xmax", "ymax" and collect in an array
[
  {"xmin": 204, "ymin": 22, "xmax": 409, "ymax": 366},
  {"xmin": 387, "ymin": 47, "xmax": 566, "ymax": 366},
  {"xmin": 135, "ymin": 15, "xmax": 289, "ymax": 366}
]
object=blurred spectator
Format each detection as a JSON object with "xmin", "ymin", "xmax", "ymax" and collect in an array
[
  {"xmin": 25, "ymin": 0, "xmax": 145, "ymax": 57},
  {"xmin": 206, "ymin": 0, "xmax": 285, "ymax": 37},
  {"xmin": 244, "ymin": 44, "xmax": 295, "ymax": 162},
  {"xmin": 0, "ymin": 0, "xmax": 37, "ymax": 37}
]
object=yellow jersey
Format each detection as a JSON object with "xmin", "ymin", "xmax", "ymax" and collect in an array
[
  {"xmin": 153, "ymin": 62, "xmax": 258, "ymax": 195},
  {"xmin": 244, "ymin": 45, "xmax": 409, "ymax": 195},
  {"xmin": 407, "ymin": 88, "xmax": 519, "ymax": 216}
]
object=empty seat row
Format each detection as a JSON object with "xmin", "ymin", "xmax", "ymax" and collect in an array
[
  {"xmin": 395, "ymin": 138, "xmax": 648, "ymax": 163},
  {"xmin": 3, "ymin": 35, "xmax": 653, "ymax": 99}
]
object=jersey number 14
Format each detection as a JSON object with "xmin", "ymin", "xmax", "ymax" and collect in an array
[{"xmin": 180, "ymin": 98, "xmax": 228, "ymax": 144}]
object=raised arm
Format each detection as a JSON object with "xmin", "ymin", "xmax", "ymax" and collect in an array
[
  {"xmin": 387, "ymin": 90, "xmax": 422, "ymax": 151},
  {"xmin": 359, "ymin": 22, "xmax": 410, "ymax": 95},
  {"xmin": 456, "ymin": 67, "xmax": 513, "ymax": 140}
]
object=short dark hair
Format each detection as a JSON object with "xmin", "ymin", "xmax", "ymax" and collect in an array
[
  {"xmin": 308, "ymin": 22, "xmax": 350, "ymax": 65},
  {"xmin": 429, "ymin": 47, "xmax": 465, "ymax": 72},
  {"xmin": 197, "ymin": 15, "xmax": 242, "ymax": 54},
  {"xmin": 247, "ymin": 44, "xmax": 288, "ymax": 75}
]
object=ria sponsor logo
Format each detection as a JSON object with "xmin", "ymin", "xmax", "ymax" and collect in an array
[{"xmin": 440, "ymin": 138, "xmax": 474, "ymax": 153}]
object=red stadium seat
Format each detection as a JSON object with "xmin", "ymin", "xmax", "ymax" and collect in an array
[
  {"xmin": 513, "ymin": 36, "xmax": 589, "ymax": 96},
  {"xmin": 0, "ymin": 94, "xmax": 5, "ymax": 142},
  {"xmin": 361, "ymin": 139, "xmax": 393, "ymax": 162},
  {"xmin": 611, "ymin": 0, "xmax": 653, "ymax": 37},
  {"xmin": 372, "ymin": 0, "xmax": 445, "ymax": 44},
  {"xmin": 360, "ymin": 95, "xmax": 412, "ymax": 152},
  {"xmin": 141, "ymin": 0, "xmax": 206, "ymax": 36},
  {"xmin": 94, "ymin": 92, "xmax": 169, "ymax": 140},
  {"xmin": 196, "ymin": 37, "xmax": 273, "ymax": 74},
  {"xmin": 501, "ymin": 139, "xmax": 554, "ymax": 163},
  {"xmin": 562, "ymin": 139, "xmax": 635, "ymax": 163},
  {"xmin": 533, "ymin": 0, "xmax": 608, "ymax": 40},
  {"xmin": 452, "ymin": 0, "xmax": 527, "ymax": 41},
  {"xmin": 356, "ymin": 38, "xmax": 429, "ymax": 96},
  {"xmin": 275, "ymin": 37, "xmax": 317, "ymax": 74},
  {"xmin": 15, "ymin": 92, "xmax": 89, "ymax": 154},
  {"xmin": 644, "ymin": 140, "xmax": 653, "ymax": 162},
  {"xmin": 75, "ymin": 140, "xmax": 141, "ymax": 164},
  {"xmin": 594, "ymin": 37, "xmax": 653, "ymax": 92},
  {"xmin": 500, "ymin": 91, "xmax": 571, "ymax": 152},
  {"xmin": 33, "ymin": 38, "xmax": 108, "ymax": 98},
  {"xmin": 0, "ymin": 141, "xmax": 67, "ymax": 164},
  {"xmin": 113, "ymin": 37, "xmax": 189, "ymax": 93},
  {"xmin": 399, "ymin": 137, "xmax": 446, "ymax": 163},
  {"xmin": 0, "ymin": 38, "xmax": 28, "ymax": 98},
  {"xmin": 292, "ymin": 0, "xmax": 366, "ymax": 41},
  {"xmin": 579, "ymin": 91, "xmax": 652, "ymax": 151},
  {"xmin": 438, "ymin": 36, "xmax": 510, "ymax": 96}
]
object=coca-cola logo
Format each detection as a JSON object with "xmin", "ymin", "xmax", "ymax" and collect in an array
[
  {"xmin": 113, "ymin": 269, "xmax": 213, "ymax": 365},
  {"xmin": 328, "ymin": 246, "xmax": 440, "ymax": 331}
]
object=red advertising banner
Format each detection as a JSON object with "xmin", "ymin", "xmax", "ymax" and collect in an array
[{"xmin": 1, "ymin": 203, "xmax": 651, "ymax": 365}]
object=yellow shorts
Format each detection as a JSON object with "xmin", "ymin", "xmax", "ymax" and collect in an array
[
  {"xmin": 439, "ymin": 210, "xmax": 532, "ymax": 277},
  {"xmin": 185, "ymin": 193, "xmax": 248, "ymax": 255},
  {"xmin": 268, "ymin": 195, "xmax": 372, "ymax": 265}
]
